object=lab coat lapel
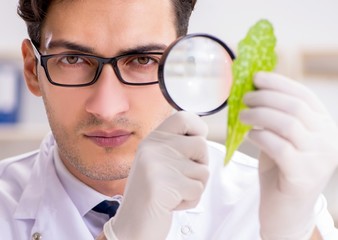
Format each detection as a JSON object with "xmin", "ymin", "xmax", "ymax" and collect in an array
[{"xmin": 14, "ymin": 134, "xmax": 94, "ymax": 240}]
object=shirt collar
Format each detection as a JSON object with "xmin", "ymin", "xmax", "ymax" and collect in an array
[{"xmin": 53, "ymin": 146, "xmax": 122, "ymax": 216}]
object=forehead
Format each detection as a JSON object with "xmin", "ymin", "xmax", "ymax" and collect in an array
[{"xmin": 41, "ymin": 0, "xmax": 177, "ymax": 54}]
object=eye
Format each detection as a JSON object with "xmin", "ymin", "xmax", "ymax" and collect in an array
[
  {"xmin": 126, "ymin": 56, "xmax": 155, "ymax": 66},
  {"xmin": 136, "ymin": 56, "xmax": 152, "ymax": 65},
  {"xmin": 118, "ymin": 53, "xmax": 162, "ymax": 71},
  {"xmin": 125, "ymin": 54, "xmax": 162, "ymax": 66},
  {"xmin": 61, "ymin": 56, "xmax": 84, "ymax": 64}
]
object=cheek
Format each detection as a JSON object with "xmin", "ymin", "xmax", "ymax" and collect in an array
[
  {"xmin": 42, "ymin": 87, "xmax": 86, "ymax": 127},
  {"xmin": 131, "ymin": 86, "xmax": 173, "ymax": 125},
  {"xmin": 37, "ymin": 68, "xmax": 86, "ymax": 127},
  {"xmin": 135, "ymin": 86, "xmax": 171, "ymax": 109}
]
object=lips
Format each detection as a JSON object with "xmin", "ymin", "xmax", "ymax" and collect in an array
[{"xmin": 84, "ymin": 130, "xmax": 132, "ymax": 148}]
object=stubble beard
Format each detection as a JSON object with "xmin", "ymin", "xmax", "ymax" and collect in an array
[
  {"xmin": 53, "ymin": 113, "xmax": 137, "ymax": 181},
  {"xmin": 42, "ymin": 95, "xmax": 173, "ymax": 181}
]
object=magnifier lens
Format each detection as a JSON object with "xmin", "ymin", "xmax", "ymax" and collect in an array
[{"xmin": 159, "ymin": 34, "xmax": 234, "ymax": 116}]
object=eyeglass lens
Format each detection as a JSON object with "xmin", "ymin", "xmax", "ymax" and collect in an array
[{"xmin": 46, "ymin": 54, "xmax": 161, "ymax": 85}]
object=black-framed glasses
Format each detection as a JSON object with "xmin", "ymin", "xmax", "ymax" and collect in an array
[{"xmin": 31, "ymin": 41, "xmax": 163, "ymax": 87}]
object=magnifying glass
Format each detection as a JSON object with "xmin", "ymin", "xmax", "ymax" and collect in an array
[{"xmin": 159, "ymin": 34, "xmax": 235, "ymax": 116}]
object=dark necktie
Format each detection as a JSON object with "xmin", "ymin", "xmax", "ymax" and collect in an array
[{"xmin": 92, "ymin": 200, "xmax": 120, "ymax": 218}]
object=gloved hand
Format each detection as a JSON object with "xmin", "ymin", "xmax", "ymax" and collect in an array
[
  {"xmin": 240, "ymin": 72, "xmax": 338, "ymax": 239},
  {"xmin": 103, "ymin": 111, "xmax": 209, "ymax": 240}
]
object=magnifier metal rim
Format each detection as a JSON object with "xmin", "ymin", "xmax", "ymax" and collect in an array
[{"xmin": 158, "ymin": 33, "xmax": 236, "ymax": 116}]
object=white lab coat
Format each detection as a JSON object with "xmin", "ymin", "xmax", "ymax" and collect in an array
[{"xmin": 0, "ymin": 133, "xmax": 337, "ymax": 240}]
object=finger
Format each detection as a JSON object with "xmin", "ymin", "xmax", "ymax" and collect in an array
[
  {"xmin": 174, "ymin": 162, "xmax": 210, "ymax": 210},
  {"xmin": 175, "ymin": 199, "xmax": 201, "ymax": 210},
  {"xmin": 240, "ymin": 107, "xmax": 312, "ymax": 150},
  {"xmin": 181, "ymin": 161, "xmax": 209, "ymax": 186},
  {"xmin": 254, "ymin": 72, "xmax": 328, "ymax": 114},
  {"xmin": 250, "ymin": 130, "xmax": 331, "ymax": 197},
  {"xmin": 158, "ymin": 152, "xmax": 209, "ymax": 186},
  {"xmin": 243, "ymin": 90, "xmax": 324, "ymax": 131},
  {"xmin": 156, "ymin": 111, "xmax": 208, "ymax": 137},
  {"xmin": 157, "ymin": 166, "xmax": 206, "ymax": 211},
  {"xmin": 173, "ymin": 178, "xmax": 205, "ymax": 210},
  {"xmin": 246, "ymin": 129, "xmax": 300, "ymax": 176},
  {"xmin": 148, "ymin": 131, "xmax": 209, "ymax": 165}
]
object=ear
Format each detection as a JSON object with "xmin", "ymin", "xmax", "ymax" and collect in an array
[{"xmin": 21, "ymin": 39, "xmax": 42, "ymax": 96}]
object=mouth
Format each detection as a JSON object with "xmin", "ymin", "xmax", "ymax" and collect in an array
[{"xmin": 84, "ymin": 130, "xmax": 132, "ymax": 148}]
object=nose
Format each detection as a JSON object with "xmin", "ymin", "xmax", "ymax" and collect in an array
[{"xmin": 85, "ymin": 65, "xmax": 130, "ymax": 121}]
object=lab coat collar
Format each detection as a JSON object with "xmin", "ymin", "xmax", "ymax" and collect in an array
[
  {"xmin": 53, "ymin": 146, "xmax": 112, "ymax": 217},
  {"xmin": 13, "ymin": 133, "xmax": 94, "ymax": 239},
  {"xmin": 14, "ymin": 133, "xmax": 55, "ymax": 220}
]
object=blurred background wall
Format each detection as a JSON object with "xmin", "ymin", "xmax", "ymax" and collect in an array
[{"xmin": 1, "ymin": 0, "xmax": 338, "ymax": 225}]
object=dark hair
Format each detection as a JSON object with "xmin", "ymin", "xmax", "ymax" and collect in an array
[{"xmin": 17, "ymin": 0, "xmax": 197, "ymax": 47}]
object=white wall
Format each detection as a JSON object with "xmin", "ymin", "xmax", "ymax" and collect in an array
[
  {"xmin": 0, "ymin": 0, "xmax": 27, "ymax": 55},
  {"xmin": 189, "ymin": 0, "xmax": 338, "ymax": 48},
  {"xmin": 2, "ymin": 0, "xmax": 338, "ymax": 53}
]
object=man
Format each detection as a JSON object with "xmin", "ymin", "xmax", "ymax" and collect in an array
[{"xmin": 0, "ymin": 0, "xmax": 337, "ymax": 239}]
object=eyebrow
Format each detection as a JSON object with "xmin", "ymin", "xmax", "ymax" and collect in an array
[
  {"xmin": 46, "ymin": 40, "xmax": 167, "ymax": 56},
  {"xmin": 47, "ymin": 40, "xmax": 95, "ymax": 54}
]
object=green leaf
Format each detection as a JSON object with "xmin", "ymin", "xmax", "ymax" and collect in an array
[{"xmin": 224, "ymin": 19, "xmax": 277, "ymax": 165}]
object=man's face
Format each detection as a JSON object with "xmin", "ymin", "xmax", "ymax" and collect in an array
[{"xmin": 34, "ymin": 0, "xmax": 176, "ymax": 182}]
